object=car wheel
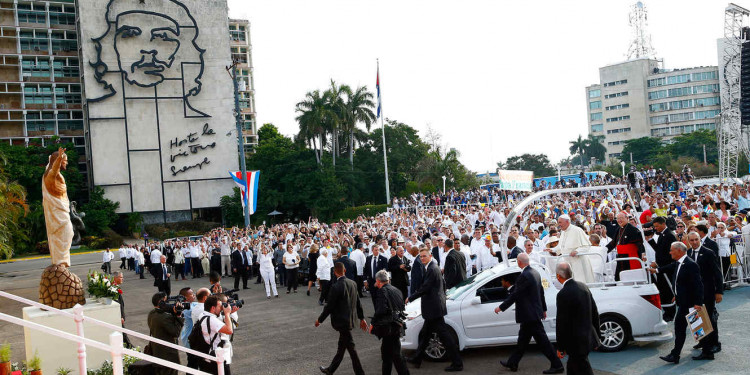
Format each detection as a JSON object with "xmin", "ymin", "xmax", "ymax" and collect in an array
[
  {"xmin": 598, "ymin": 316, "xmax": 629, "ymax": 352},
  {"xmin": 422, "ymin": 328, "xmax": 458, "ymax": 361}
]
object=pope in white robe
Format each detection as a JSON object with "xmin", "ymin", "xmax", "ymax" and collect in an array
[{"xmin": 556, "ymin": 215, "xmax": 594, "ymax": 283}]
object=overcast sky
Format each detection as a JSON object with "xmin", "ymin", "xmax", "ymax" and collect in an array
[{"xmin": 226, "ymin": 0, "xmax": 728, "ymax": 173}]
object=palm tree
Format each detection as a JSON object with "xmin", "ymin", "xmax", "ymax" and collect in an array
[
  {"xmin": 325, "ymin": 80, "xmax": 348, "ymax": 167},
  {"xmin": 0, "ymin": 152, "xmax": 28, "ymax": 259},
  {"xmin": 295, "ymin": 90, "xmax": 331, "ymax": 165},
  {"xmin": 569, "ymin": 135, "xmax": 587, "ymax": 167},
  {"xmin": 584, "ymin": 134, "xmax": 606, "ymax": 163},
  {"xmin": 341, "ymin": 85, "xmax": 376, "ymax": 168}
]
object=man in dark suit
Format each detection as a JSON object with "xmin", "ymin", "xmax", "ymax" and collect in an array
[
  {"xmin": 231, "ymin": 246, "xmax": 250, "ymax": 290},
  {"xmin": 335, "ymin": 248, "xmax": 358, "ymax": 283},
  {"xmin": 369, "ymin": 269, "xmax": 409, "ymax": 375},
  {"xmin": 696, "ymin": 224, "xmax": 719, "ymax": 257},
  {"xmin": 364, "ymin": 246, "xmax": 388, "ymax": 297},
  {"xmin": 647, "ymin": 241, "xmax": 704, "ymax": 364},
  {"xmin": 505, "ymin": 236, "xmax": 523, "ymax": 260},
  {"xmin": 431, "ymin": 237, "xmax": 444, "ymax": 267},
  {"xmin": 495, "ymin": 253, "xmax": 563, "ymax": 374},
  {"xmin": 153, "ymin": 255, "xmax": 172, "ymax": 297},
  {"xmin": 647, "ymin": 216, "xmax": 677, "ymax": 321},
  {"xmin": 406, "ymin": 248, "xmax": 463, "ymax": 372},
  {"xmin": 443, "ymin": 239, "xmax": 466, "ymax": 289},
  {"xmin": 387, "ymin": 247, "xmax": 411, "ymax": 301},
  {"xmin": 554, "ymin": 262, "xmax": 600, "ymax": 375},
  {"xmin": 408, "ymin": 251, "xmax": 425, "ymax": 302},
  {"xmin": 686, "ymin": 232, "xmax": 724, "ymax": 359},
  {"xmin": 315, "ymin": 263, "xmax": 368, "ymax": 375}
]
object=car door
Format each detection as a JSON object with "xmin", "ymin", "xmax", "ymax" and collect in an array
[
  {"xmin": 460, "ymin": 272, "xmax": 520, "ymax": 341},
  {"xmin": 531, "ymin": 264, "xmax": 559, "ymax": 338}
]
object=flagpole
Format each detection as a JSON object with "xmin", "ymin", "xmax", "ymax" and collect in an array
[
  {"xmin": 378, "ymin": 59, "xmax": 391, "ymax": 205},
  {"xmin": 230, "ymin": 61, "xmax": 250, "ymax": 227}
]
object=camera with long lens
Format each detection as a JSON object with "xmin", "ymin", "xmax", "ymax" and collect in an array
[
  {"xmin": 159, "ymin": 295, "xmax": 191, "ymax": 313},
  {"xmin": 213, "ymin": 288, "xmax": 244, "ymax": 309}
]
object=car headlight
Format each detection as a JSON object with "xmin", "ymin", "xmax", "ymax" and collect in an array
[{"xmin": 406, "ymin": 311, "xmax": 421, "ymax": 321}]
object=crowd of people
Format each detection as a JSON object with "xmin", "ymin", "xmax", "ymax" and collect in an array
[{"xmin": 100, "ymin": 165, "xmax": 749, "ymax": 374}]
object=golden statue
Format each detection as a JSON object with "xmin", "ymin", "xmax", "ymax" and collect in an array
[{"xmin": 42, "ymin": 147, "xmax": 73, "ymax": 267}]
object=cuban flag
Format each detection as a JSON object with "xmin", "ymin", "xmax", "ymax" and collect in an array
[
  {"xmin": 376, "ymin": 67, "xmax": 381, "ymax": 119},
  {"xmin": 229, "ymin": 170, "xmax": 260, "ymax": 214}
]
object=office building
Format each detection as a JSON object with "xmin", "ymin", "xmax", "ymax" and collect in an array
[
  {"xmin": 586, "ymin": 58, "xmax": 720, "ymax": 163},
  {"xmin": 229, "ymin": 18, "xmax": 257, "ymax": 154},
  {"xmin": 0, "ymin": 0, "xmax": 86, "ymax": 183}
]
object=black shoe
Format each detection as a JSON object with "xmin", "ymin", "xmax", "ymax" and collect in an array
[
  {"xmin": 444, "ymin": 364, "xmax": 463, "ymax": 372},
  {"xmin": 710, "ymin": 344, "xmax": 722, "ymax": 354},
  {"xmin": 406, "ymin": 355, "xmax": 422, "ymax": 369},
  {"xmin": 693, "ymin": 343, "xmax": 703, "ymax": 349},
  {"xmin": 318, "ymin": 301, "xmax": 324, "ymax": 306},
  {"xmin": 275, "ymin": 295, "xmax": 279, "ymax": 298},
  {"xmin": 319, "ymin": 366, "xmax": 332, "ymax": 375},
  {"xmin": 692, "ymin": 352, "xmax": 714, "ymax": 360},
  {"xmin": 543, "ymin": 367, "xmax": 564, "ymax": 374},
  {"xmin": 659, "ymin": 354, "xmax": 680, "ymax": 364},
  {"xmin": 243, "ymin": 287, "xmax": 250, "ymax": 290},
  {"xmin": 254, "ymin": 281, "xmax": 261, "ymax": 284},
  {"xmin": 500, "ymin": 360, "xmax": 517, "ymax": 372},
  {"xmin": 307, "ymin": 290, "xmax": 311, "ymax": 296},
  {"xmin": 267, "ymin": 296, "xmax": 271, "ymax": 299}
]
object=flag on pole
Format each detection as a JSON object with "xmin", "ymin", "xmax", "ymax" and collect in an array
[
  {"xmin": 229, "ymin": 170, "xmax": 260, "ymax": 214},
  {"xmin": 376, "ymin": 66, "xmax": 381, "ymax": 119}
]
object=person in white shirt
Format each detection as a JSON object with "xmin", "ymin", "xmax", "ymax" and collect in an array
[
  {"xmin": 459, "ymin": 235, "xmax": 474, "ymax": 278},
  {"xmin": 220, "ymin": 237, "xmax": 231, "ymax": 277},
  {"xmin": 350, "ymin": 242, "xmax": 367, "ymax": 296},
  {"xmin": 713, "ymin": 222, "xmax": 735, "ymax": 288},
  {"xmin": 283, "ymin": 244, "xmax": 301, "ymax": 294},
  {"xmin": 258, "ymin": 244, "xmax": 278, "ymax": 298},
  {"xmin": 478, "ymin": 236, "xmax": 499, "ymax": 272},
  {"xmin": 173, "ymin": 244, "xmax": 186, "ymax": 281},
  {"xmin": 316, "ymin": 249, "xmax": 332, "ymax": 305},
  {"xmin": 126, "ymin": 246, "xmax": 135, "ymax": 271},
  {"xmin": 149, "ymin": 247, "xmax": 162, "ymax": 277},
  {"xmin": 135, "ymin": 249, "xmax": 145, "ymax": 279},
  {"xmin": 118, "ymin": 246, "xmax": 127, "ymax": 270},
  {"xmin": 523, "ymin": 239, "xmax": 543, "ymax": 265},
  {"xmin": 197, "ymin": 295, "xmax": 234, "ymax": 374},
  {"xmin": 102, "ymin": 248, "xmax": 114, "ymax": 274}
]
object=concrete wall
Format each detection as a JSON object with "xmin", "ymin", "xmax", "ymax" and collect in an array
[{"xmin": 78, "ymin": 0, "xmax": 239, "ymax": 216}]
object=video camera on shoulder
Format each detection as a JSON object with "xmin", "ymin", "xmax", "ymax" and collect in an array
[
  {"xmin": 212, "ymin": 288, "xmax": 244, "ymax": 309},
  {"xmin": 159, "ymin": 295, "xmax": 191, "ymax": 313}
]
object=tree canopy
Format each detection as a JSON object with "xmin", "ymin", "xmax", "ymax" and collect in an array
[{"xmin": 498, "ymin": 153, "xmax": 556, "ymax": 177}]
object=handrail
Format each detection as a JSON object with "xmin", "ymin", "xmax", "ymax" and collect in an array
[
  {"xmin": 0, "ymin": 290, "xmax": 218, "ymax": 363},
  {"xmin": 0, "ymin": 290, "xmax": 225, "ymax": 375},
  {"xmin": 0, "ymin": 312, "xmax": 216, "ymax": 375}
]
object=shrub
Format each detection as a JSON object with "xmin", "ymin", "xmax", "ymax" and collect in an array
[
  {"xmin": 0, "ymin": 343, "xmax": 10, "ymax": 362},
  {"xmin": 145, "ymin": 221, "xmax": 220, "ymax": 240},
  {"xmin": 333, "ymin": 204, "xmax": 389, "ymax": 221},
  {"xmin": 36, "ymin": 241, "xmax": 49, "ymax": 255},
  {"xmin": 26, "ymin": 350, "xmax": 41, "ymax": 371},
  {"xmin": 101, "ymin": 229, "xmax": 124, "ymax": 249}
]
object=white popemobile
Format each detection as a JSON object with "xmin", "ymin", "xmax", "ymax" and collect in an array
[{"xmin": 401, "ymin": 185, "xmax": 673, "ymax": 360}]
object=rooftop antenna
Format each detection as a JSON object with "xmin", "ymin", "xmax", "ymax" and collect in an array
[{"xmin": 626, "ymin": 1, "xmax": 657, "ymax": 60}]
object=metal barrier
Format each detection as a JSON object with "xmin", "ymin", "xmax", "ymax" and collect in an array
[{"xmin": 0, "ymin": 290, "xmax": 225, "ymax": 375}]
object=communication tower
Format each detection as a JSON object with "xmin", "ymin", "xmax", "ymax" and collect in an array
[{"xmin": 626, "ymin": 1, "xmax": 657, "ymax": 60}]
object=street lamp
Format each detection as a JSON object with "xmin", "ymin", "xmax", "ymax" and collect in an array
[
  {"xmin": 442, "ymin": 175, "xmax": 446, "ymax": 194},
  {"xmin": 620, "ymin": 161, "xmax": 626, "ymax": 178},
  {"xmin": 557, "ymin": 165, "xmax": 562, "ymax": 183}
]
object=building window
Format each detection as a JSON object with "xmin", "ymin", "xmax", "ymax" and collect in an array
[
  {"xmin": 589, "ymin": 101, "xmax": 601, "ymax": 110},
  {"xmin": 589, "ymin": 89, "xmax": 601, "ymax": 98},
  {"xmin": 650, "ymin": 115, "xmax": 668, "ymax": 125},
  {"xmin": 668, "ymin": 112, "xmax": 693, "ymax": 122},
  {"xmin": 695, "ymin": 122, "xmax": 717, "ymax": 131},
  {"xmin": 605, "ymin": 103, "xmax": 629, "ymax": 111},
  {"xmin": 22, "ymin": 59, "xmax": 51, "ymax": 78},
  {"xmin": 609, "ymin": 153, "xmax": 622, "ymax": 158},
  {"xmin": 695, "ymin": 109, "xmax": 720, "ymax": 119},
  {"xmin": 17, "ymin": 5, "xmax": 46, "ymax": 24},
  {"xmin": 19, "ymin": 31, "xmax": 49, "ymax": 52},
  {"xmin": 604, "ymin": 91, "xmax": 628, "ymax": 99},
  {"xmin": 230, "ymin": 30, "xmax": 246, "ymax": 42},
  {"xmin": 590, "ymin": 112, "xmax": 602, "ymax": 121},
  {"xmin": 24, "ymin": 86, "xmax": 53, "ymax": 104},
  {"xmin": 651, "ymin": 127, "xmax": 669, "ymax": 137},
  {"xmin": 667, "ymin": 74, "xmax": 691, "ymax": 85},
  {"xmin": 648, "ymin": 90, "xmax": 667, "ymax": 100},
  {"xmin": 607, "ymin": 140, "xmax": 625, "ymax": 146},
  {"xmin": 606, "ymin": 115, "xmax": 630, "ymax": 123},
  {"xmin": 603, "ymin": 79, "xmax": 628, "ymax": 87},
  {"xmin": 695, "ymin": 97, "xmax": 720, "ymax": 107},
  {"xmin": 607, "ymin": 127, "xmax": 631, "ymax": 134},
  {"xmin": 692, "ymin": 84, "xmax": 720, "ymax": 94},
  {"xmin": 591, "ymin": 124, "xmax": 603, "ymax": 132},
  {"xmin": 648, "ymin": 77, "xmax": 666, "ymax": 87},
  {"xmin": 691, "ymin": 71, "xmax": 718, "ymax": 81}
]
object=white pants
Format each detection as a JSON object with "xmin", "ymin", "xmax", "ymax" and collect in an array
[
  {"xmin": 261, "ymin": 268, "xmax": 278, "ymax": 296},
  {"xmin": 221, "ymin": 255, "xmax": 231, "ymax": 275}
]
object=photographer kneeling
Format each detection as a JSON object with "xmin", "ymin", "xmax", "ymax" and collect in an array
[
  {"xmin": 192, "ymin": 295, "xmax": 235, "ymax": 375},
  {"xmin": 147, "ymin": 292, "xmax": 184, "ymax": 375},
  {"xmin": 369, "ymin": 270, "xmax": 409, "ymax": 375}
]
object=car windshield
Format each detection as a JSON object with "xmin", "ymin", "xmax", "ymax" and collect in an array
[{"xmin": 446, "ymin": 269, "xmax": 496, "ymax": 300}]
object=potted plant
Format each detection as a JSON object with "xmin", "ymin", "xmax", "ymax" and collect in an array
[
  {"xmin": 0, "ymin": 343, "xmax": 10, "ymax": 375},
  {"xmin": 26, "ymin": 351, "xmax": 41, "ymax": 375},
  {"xmin": 55, "ymin": 367, "xmax": 72, "ymax": 375},
  {"xmin": 86, "ymin": 270, "xmax": 122, "ymax": 304}
]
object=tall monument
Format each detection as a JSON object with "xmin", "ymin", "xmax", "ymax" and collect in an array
[{"xmin": 39, "ymin": 147, "xmax": 85, "ymax": 309}]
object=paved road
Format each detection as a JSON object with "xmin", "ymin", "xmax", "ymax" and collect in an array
[{"xmin": 1, "ymin": 254, "xmax": 749, "ymax": 375}]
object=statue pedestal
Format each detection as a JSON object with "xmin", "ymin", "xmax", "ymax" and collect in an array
[{"xmin": 23, "ymin": 298, "xmax": 122, "ymax": 374}]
